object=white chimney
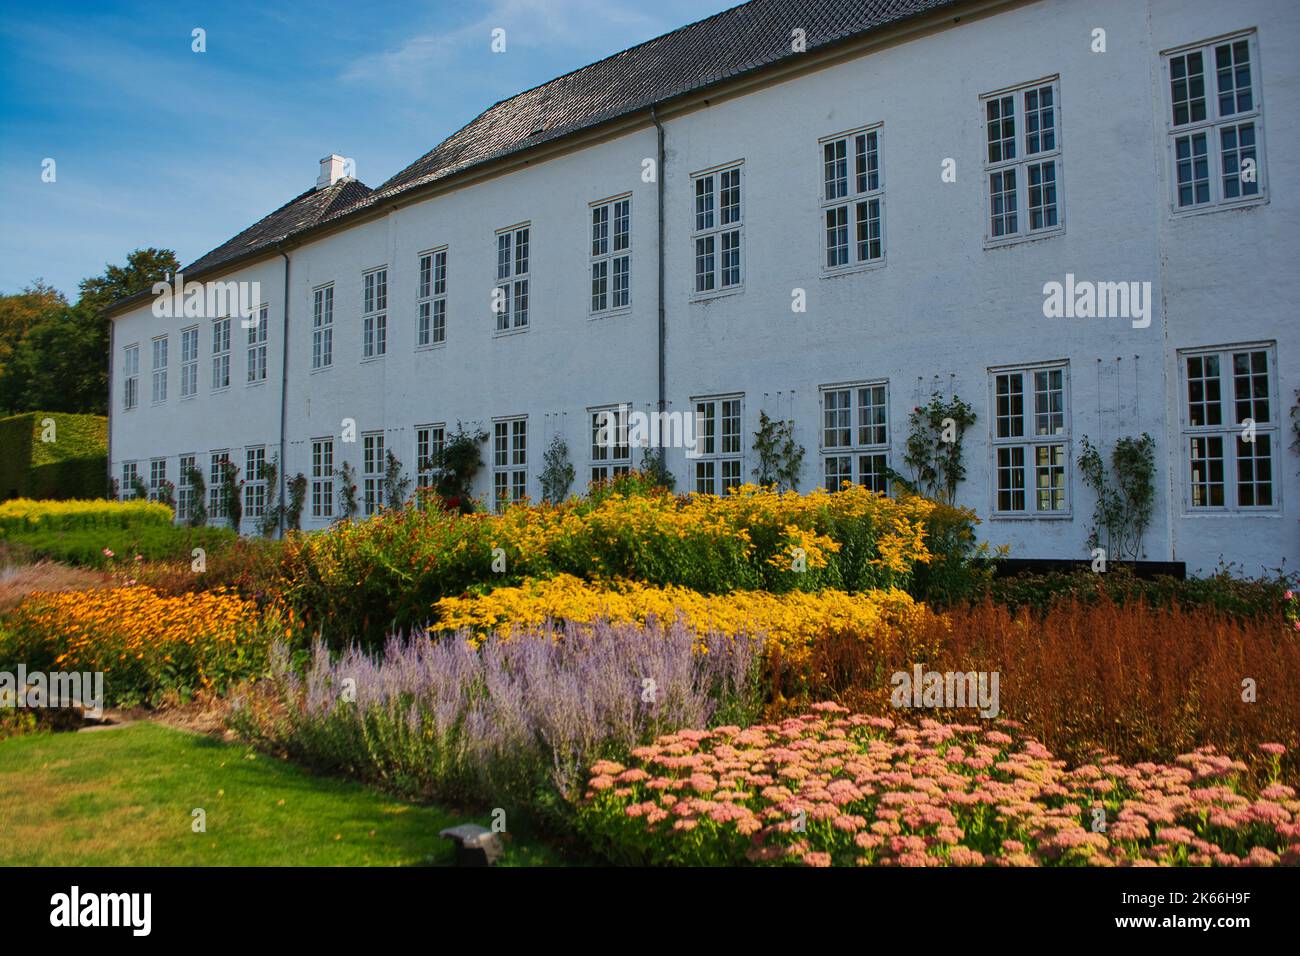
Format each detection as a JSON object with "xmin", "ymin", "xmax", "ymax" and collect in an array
[{"xmin": 317, "ymin": 154, "xmax": 348, "ymax": 189}]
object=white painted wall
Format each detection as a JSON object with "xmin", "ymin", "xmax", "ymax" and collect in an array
[{"xmin": 109, "ymin": 0, "xmax": 1299, "ymax": 576}]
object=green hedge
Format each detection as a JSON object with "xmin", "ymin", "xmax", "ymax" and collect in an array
[{"xmin": 0, "ymin": 412, "xmax": 107, "ymax": 501}]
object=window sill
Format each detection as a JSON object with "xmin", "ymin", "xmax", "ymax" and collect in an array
[
  {"xmin": 493, "ymin": 326, "xmax": 531, "ymax": 338},
  {"xmin": 990, "ymin": 511, "xmax": 1073, "ymax": 521},
  {"xmin": 690, "ymin": 286, "xmax": 744, "ymax": 304},
  {"xmin": 415, "ymin": 341, "xmax": 448, "ymax": 352},
  {"xmin": 821, "ymin": 259, "xmax": 887, "ymax": 279},
  {"xmin": 246, "ymin": 380, "xmax": 267, "ymax": 389},
  {"xmin": 1169, "ymin": 195, "xmax": 1267, "ymax": 219},
  {"xmin": 360, "ymin": 355, "xmax": 387, "ymax": 364},
  {"xmin": 1181, "ymin": 508, "xmax": 1281, "ymax": 518},
  {"xmin": 589, "ymin": 306, "xmax": 632, "ymax": 321},
  {"xmin": 983, "ymin": 227, "xmax": 1065, "ymax": 251},
  {"xmin": 309, "ymin": 366, "xmax": 333, "ymax": 375}
]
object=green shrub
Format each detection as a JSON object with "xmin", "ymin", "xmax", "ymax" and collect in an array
[{"xmin": 0, "ymin": 413, "xmax": 107, "ymax": 501}]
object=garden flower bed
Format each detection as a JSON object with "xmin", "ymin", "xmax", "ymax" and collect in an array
[{"xmin": 577, "ymin": 703, "xmax": 1299, "ymax": 867}]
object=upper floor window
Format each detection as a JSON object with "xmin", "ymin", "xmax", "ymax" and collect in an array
[
  {"xmin": 590, "ymin": 404, "xmax": 631, "ymax": 485},
  {"xmin": 122, "ymin": 344, "xmax": 139, "ymax": 410},
  {"xmin": 821, "ymin": 381, "xmax": 889, "ymax": 493},
  {"xmin": 981, "ymin": 78, "xmax": 1064, "ymax": 244},
  {"xmin": 363, "ymin": 268, "xmax": 388, "ymax": 358},
  {"xmin": 417, "ymin": 249, "xmax": 447, "ymax": 347},
  {"xmin": 247, "ymin": 304, "xmax": 268, "ymax": 383},
  {"xmin": 211, "ymin": 317, "xmax": 231, "ymax": 390},
  {"xmin": 493, "ymin": 417, "xmax": 527, "ymax": 510},
  {"xmin": 312, "ymin": 284, "xmax": 334, "ymax": 370},
  {"xmin": 820, "ymin": 127, "xmax": 884, "ymax": 271},
  {"xmin": 691, "ymin": 164, "xmax": 743, "ymax": 295},
  {"xmin": 180, "ymin": 327, "xmax": 199, "ymax": 398},
  {"xmin": 590, "ymin": 197, "xmax": 631, "ymax": 314},
  {"xmin": 495, "ymin": 225, "xmax": 530, "ymax": 333},
  {"xmin": 991, "ymin": 363, "xmax": 1069, "ymax": 516},
  {"xmin": 1164, "ymin": 32, "xmax": 1265, "ymax": 211},
  {"xmin": 693, "ymin": 395, "xmax": 743, "ymax": 495},
  {"xmin": 1181, "ymin": 343, "xmax": 1277, "ymax": 510},
  {"xmin": 150, "ymin": 336, "xmax": 168, "ymax": 404}
]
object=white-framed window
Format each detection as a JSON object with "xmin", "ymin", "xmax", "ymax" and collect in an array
[
  {"xmin": 311, "ymin": 438, "xmax": 334, "ymax": 519},
  {"xmin": 494, "ymin": 225, "xmax": 530, "ymax": 332},
  {"xmin": 590, "ymin": 404, "xmax": 632, "ymax": 485},
  {"xmin": 691, "ymin": 163, "xmax": 743, "ymax": 295},
  {"xmin": 362, "ymin": 268, "xmax": 387, "ymax": 358},
  {"xmin": 209, "ymin": 451, "xmax": 230, "ymax": 518},
  {"xmin": 180, "ymin": 327, "xmax": 199, "ymax": 398},
  {"xmin": 362, "ymin": 432, "xmax": 385, "ymax": 515},
  {"xmin": 981, "ymin": 77, "xmax": 1064, "ymax": 243},
  {"xmin": 820, "ymin": 382, "xmax": 890, "ymax": 493},
  {"xmin": 417, "ymin": 248, "xmax": 447, "ymax": 347},
  {"xmin": 990, "ymin": 363, "xmax": 1070, "ymax": 516},
  {"xmin": 312, "ymin": 284, "xmax": 334, "ymax": 369},
  {"xmin": 590, "ymin": 196, "xmax": 631, "ymax": 313},
  {"xmin": 1180, "ymin": 343, "xmax": 1278, "ymax": 510},
  {"xmin": 121, "ymin": 460, "xmax": 138, "ymax": 500},
  {"xmin": 1163, "ymin": 32, "xmax": 1265, "ymax": 212},
  {"xmin": 148, "ymin": 458, "xmax": 166, "ymax": 501},
  {"xmin": 693, "ymin": 395, "xmax": 743, "ymax": 495},
  {"xmin": 492, "ymin": 417, "xmax": 527, "ymax": 510},
  {"xmin": 820, "ymin": 126, "xmax": 885, "ymax": 271},
  {"xmin": 211, "ymin": 318, "xmax": 231, "ymax": 390},
  {"xmin": 415, "ymin": 424, "xmax": 445, "ymax": 489},
  {"xmin": 149, "ymin": 336, "xmax": 168, "ymax": 404},
  {"xmin": 177, "ymin": 453, "xmax": 195, "ymax": 520},
  {"xmin": 247, "ymin": 303, "xmax": 268, "ymax": 383},
  {"xmin": 244, "ymin": 446, "xmax": 266, "ymax": 519},
  {"xmin": 122, "ymin": 344, "xmax": 139, "ymax": 410}
]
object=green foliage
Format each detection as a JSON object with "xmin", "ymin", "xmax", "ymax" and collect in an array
[
  {"xmin": 0, "ymin": 412, "xmax": 107, "ymax": 501},
  {"xmin": 892, "ymin": 393, "xmax": 977, "ymax": 505},
  {"xmin": 751, "ymin": 411, "xmax": 805, "ymax": 491},
  {"xmin": 285, "ymin": 473, "xmax": 307, "ymax": 531},
  {"xmin": 425, "ymin": 423, "xmax": 487, "ymax": 510},
  {"xmin": 1078, "ymin": 433, "xmax": 1156, "ymax": 561},
  {"xmin": 637, "ymin": 446, "xmax": 675, "ymax": 492},
  {"xmin": 907, "ymin": 500, "xmax": 997, "ymax": 607},
  {"xmin": 219, "ymin": 459, "xmax": 242, "ymax": 530},
  {"xmin": 335, "ymin": 461, "xmax": 358, "ymax": 521},
  {"xmin": 183, "ymin": 464, "xmax": 208, "ymax": 527},
  {"xmin": 0, "ymin": 524, "xmax": 236, "ymax": 568},
  {"xmin": 256, "ymin": 455, "xmax": 283, "ymax": 537},
  {"xmin": 382, "ymin": 450, "xmax": 410, "ymax": 510},
  {"xmin": 539, "ymin": 435, "xmax": 575, "ymax": 503}
]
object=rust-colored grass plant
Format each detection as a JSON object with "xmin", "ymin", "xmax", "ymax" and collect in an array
[{"xmin": 773, "ymin": 596, "xmax": 1299, "ymax": 783}]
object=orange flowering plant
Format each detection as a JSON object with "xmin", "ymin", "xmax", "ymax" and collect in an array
[{"xmin": 0, "ymin": 585, "xmax": 294, "ymax": 706}]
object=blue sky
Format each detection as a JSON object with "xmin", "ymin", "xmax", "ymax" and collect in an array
[{"xmin": 0, "ymin": 0, "xmax": 737, "ymax": 299}]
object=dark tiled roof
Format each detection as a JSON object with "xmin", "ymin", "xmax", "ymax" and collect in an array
[
  {"xmin": 184, "ymin": 177, "xmax": 373, "ymax": 275},
  {"xmin": 108, "ymin": 0, "xmax": 961, "ymax": 314},
  {"xmin": 363, "ymin": 0, "xmax": 959, "ymax": 206}
]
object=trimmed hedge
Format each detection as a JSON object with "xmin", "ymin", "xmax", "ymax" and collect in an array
[{"xmin": 0, "ymin": 412, "xmax": 107, "ymax": 501}]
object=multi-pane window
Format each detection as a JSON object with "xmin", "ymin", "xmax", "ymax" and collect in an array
[
  {"xmin": 417, "ymin": 249, "xmax": 447, "ymax": 347},
  {"xmin": 820, "ymin": 127, "xmax": 884, "ymax": 270},
  {"xmin": 590, "ymin": 197, "xmax": 631, "ymax": 313},
  {"xmin": 691, "ymin": 165, "xmax": 743, "ymax": 294},
  {"xmin": 982, "ymin": 79, "xmax": 1063, "ymax": 241},
  {"xmin": 693, "ymin": 396, "xmax": 743, "ymax": 495},
  {"xmin": 590, "ymin": 405, "xmax": 632, "ymax": 484},
  {"xmin": 180, "ymin": 327, "xmax": 199, "ymax": 398},
  {"xmin": 211, "ymin": 318, "xmax": 231, "ymax": 389},
  {"xmin": 311, "ymin": 439, "xmax": 334, "ymax": 519},
  {"xmin": 363, "ymin": 432, "xmax": 385, "ymax": 515},
  {"xmin": 1181, "ymin": 345, "xmax": 1277, "ymax": 510},
  {"xmin": 177, "ymin": 454, "xmax": 195, "ymax": 520},
  {"xmin": 244, "ymin": 446, "xmax": 267, "ymax": 519},
  {"xmin": 151, "ymin": 336, "xmax": 168, "ymax": 403},
  {"xmin": 415, "ymin": 424, "xmax": 445, "ymax": 490},
  {"xmin": 363, "ymin": 269, "xmax": 388, "ymax": 358},
  {"xmin": 121, "ymin": 461, "xmax": 138, "ymax": 500},
  {"xmin": 991, "ymin": 365, "xmax": 1069, "ymax": 515},
  {"xmin": 493, "ymin": 418, "xmax": 527, "ymax": 510},
  {"xmin": 148, "ymin": 458, "xmax": 166, "ymax": 502},
  {"xmin": 821, "ymin": 382, "xmax": 890, "ymax": 493},
  {"xmin": 247, "ymin": 304, "xmax": 268, "ymax": 383},
  {"xmin": 1164, "ymin": 33, "xmax": 1264, "ymax": 210},
  {"xmin": 209, "ymin": 451, "xmax": 229, "ymax": 518},
  {"xmin": 122, "ymin": 344, "xmax": 139, "ymax": 410},
  {"xmin": 312, "ymin": 284, "xmax": 334, "ymax": 369},
  {"xmin": 494, "ymin": 225, "xmax": 530, "ymax": 332}
]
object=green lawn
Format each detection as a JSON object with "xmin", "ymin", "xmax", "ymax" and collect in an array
[{"xmin": 0, "ymin": 722, "xmax": 560, "ymax": 866}]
